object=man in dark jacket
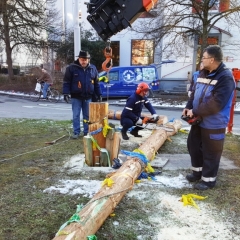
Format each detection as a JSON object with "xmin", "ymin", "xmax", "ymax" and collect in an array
[
  {"xmin": 182, "ymin": 45, "xmax": 235, "ymax": 190},
  {"xmin": 120, "ymin": 82, "xmax": 158, "ymax": 140},
  {"xmin": 62, "ymin": 50, "xmax": 102, "ymax": 139}
]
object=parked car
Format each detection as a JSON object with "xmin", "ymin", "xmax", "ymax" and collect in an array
[{"xmin": 99, "ymin": 65, "xmax": 160, "ymax": 98}]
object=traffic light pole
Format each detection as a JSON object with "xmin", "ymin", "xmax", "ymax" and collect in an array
[{"xmin": 74, "ymin": 0, "xmax": 81, "ymax": 60}]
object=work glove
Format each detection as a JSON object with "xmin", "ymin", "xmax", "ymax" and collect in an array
[
  {"xmin": 136, "ymin": 118, "xmax": 143, "ymax": 125},
  {"xmin": 98, "ymin": 95, "xmax": 102, "ymax": 102},
  {"xmin": 63, "ymin": 94, "xmax": 69, "ymax": 103},
  {"xmin": 152, "ymin": 114, "xmax": 159, "ymax": 121}
]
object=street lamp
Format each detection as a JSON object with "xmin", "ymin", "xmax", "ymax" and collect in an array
[{"xmin": 74, "ymin": 0, "xmax": 81, "ymax": 59}]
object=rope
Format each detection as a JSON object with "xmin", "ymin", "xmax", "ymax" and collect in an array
[
  {"xmin": 121, "ymin": 150, "xmax": 149, "ymax": 165},
  {"xmin": 0, "ymin": 128, "xmax": 71, "ymax": 164},
  {"xmin": 56, "ymin": 204, "xmax": 83, "ymax": 236},
  {"xmin": 83, "ymin": 115, "xmax": 108, "ymax": 125},
  {"xmin": 89, "ymin": 127, "xmax": 103, "ymax": 136}
]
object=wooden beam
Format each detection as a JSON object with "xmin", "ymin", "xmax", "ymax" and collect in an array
[{"xmin": 108, "ymin": 109, "xmax": 168, "ymax": 125}]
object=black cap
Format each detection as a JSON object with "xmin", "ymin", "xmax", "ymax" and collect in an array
[{"xmin": 78, "ymin": 50, "xmax": 90, "ymax": 59}]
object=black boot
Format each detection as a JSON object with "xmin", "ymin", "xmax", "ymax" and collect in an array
[
  {"xmin": 121, "ymin": 130, "xmax": 129, "ymax": 140},
  {"xmin": 194, "ymin": 181, "xmax": 216, "ymax": 190},
  {"xmin": 186, "ymin": 173, "xmax": 201, "ymax": 182},
  {"xmin": 130, "ymin": 130, "xmax": 142, "ymax": 138}
]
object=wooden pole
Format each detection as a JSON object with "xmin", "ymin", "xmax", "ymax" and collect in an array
[{"xmin": 53, "ymin": 120, "xmax": 182, "ymax": 240}]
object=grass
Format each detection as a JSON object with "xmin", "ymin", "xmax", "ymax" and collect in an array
[{"xmin": 0, "ymin": 119, "xmax": 240, "ymax": 239}]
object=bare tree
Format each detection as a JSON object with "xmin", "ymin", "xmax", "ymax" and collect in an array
[
  {"xmin": 56, "ymin": 29, "xmax": 106, "ymax": 70},
  {"xmin": 132, "ymin": 0, "xmax": 240, "ymax": 68},
  {"xmin": 0, "ymin": 0, "xmax": 62, "ymax": 79}
]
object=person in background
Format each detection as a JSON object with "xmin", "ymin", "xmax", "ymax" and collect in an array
[
  {"xmin": 62, "ymin": 50, "xmax": 102, "ymax": 139},
  {"xmin": 188, "ymin": 62, "xmax": 204, "ymax": 97},
  {"xmin": 120, "ymin": 82, "xmax": 158, "ymax": 140},
  {"xmin": 38, "ymin": 68, "xmax": 53, "ymax": 99},
  {"xmin": 182, "ymin": 45, "xmax": 235, "ymax": 190}
]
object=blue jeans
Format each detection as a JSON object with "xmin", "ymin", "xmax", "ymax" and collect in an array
[
  {"xmin": 71, "ymin": 98, "xmax": 91, "ymax": 135},
  {"xmin": 43, "ymin": 83, "xmax": 50, "ymax": 98}
]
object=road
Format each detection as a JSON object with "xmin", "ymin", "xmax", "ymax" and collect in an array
[{"xmin": 0, "ymin": 94, "xmax": 240, "ymax": 134}]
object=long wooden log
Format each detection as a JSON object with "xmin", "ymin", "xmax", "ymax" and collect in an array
[
  {"xmin": 166, "ymin": 119, "xmax": 183, "ymax": 137},
  {"xmin": 108, "ymin": 109, "xmax": 168, "ymax": 125},
  {"xmin": 53, "ymin": 121, "xmax": 182, "ymax": 240}
]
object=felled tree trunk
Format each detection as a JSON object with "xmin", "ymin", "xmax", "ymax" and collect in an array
[
  {"xmin": 53, "ymin": 120, "xmax": 182, "ymax": 240},
  {"xmin": 108, "ymin": 109, "xmax": 168, "ymax": 125}
]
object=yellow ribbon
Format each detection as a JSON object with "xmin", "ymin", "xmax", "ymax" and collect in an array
[
  {"xmin": 145, "ymin": 162, "xmax": 154, "ymax": 173},
  {"xmin": 102, "ymin": 178, "xmax": 114, "ymax": 187},
  {"xmin": 134, "ymin": 148, "xmax": 155, "ymax": 173},
  {"xmin": 181, "ymin": 194, "xmax": 208, "ymax": 210},
  {"xmin": 179, "ymin": 129, "xmax": 189, "ymax": 134},
  {"xmin": 102, "ymin": 118, "xmax": 112, "ymax": 137}
]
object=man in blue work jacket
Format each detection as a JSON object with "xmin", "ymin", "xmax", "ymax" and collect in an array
[
  {"xmin": 120, "ymin": 82, "xmax": 158, "ymax": 140},
  {"xmin": 182, "ymin": 45, "xmax": 235, "ymax": 190}
]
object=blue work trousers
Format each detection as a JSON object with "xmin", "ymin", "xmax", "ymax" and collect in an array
[
  {"xmin": 187, "ymin": 125, "xmax": 225, "ymax": 182},
  {"xmin": 71, "ymin": 98, "xmax": 91, "ymax": 135},
  {"xmin": 120, "ymin": 117, "xmax": 143, "ymax": 133}
]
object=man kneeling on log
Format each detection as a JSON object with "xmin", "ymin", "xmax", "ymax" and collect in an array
[{"xmin": 120, "ymin": 82, "xmax": 158, "ymax": 140}]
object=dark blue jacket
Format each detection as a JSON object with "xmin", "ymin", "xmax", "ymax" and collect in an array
[
  {"xmin": 186, "ymin": 63, "xmax": 235, "ymax": 129},
  {"xmin": 62, "ymin": 60, "xmax": 102, "ymax": 100},
  {"xmin": 121, "ymin": 93, "xmax": 156, "ymax": 122}
]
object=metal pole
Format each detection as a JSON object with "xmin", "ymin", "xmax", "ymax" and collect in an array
[
  {"xmin": 62, "ymin": 0, "xmax": 66, "ymax": 42},
  {"xmin": 74, "ymin": 0, "xmax": 81, "ymax": 60},
  {"xmin": 227, "ymin": 68, "xmax": 240, "ymax": 134},
  {"xmin": 227, "ymin": 89, "xmax": 236, "ymax": 134}
]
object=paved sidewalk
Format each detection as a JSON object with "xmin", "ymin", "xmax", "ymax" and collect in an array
[{"xmin": 151, "ymin": 154, "xmax": 239, "ymax": 171}]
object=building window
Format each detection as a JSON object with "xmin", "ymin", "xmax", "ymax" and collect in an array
[
  {"xmin": 209, "ymin": 0, "xmax": 219, "ymax": 11},
  {"xmin": 196, "ymin": 35, "xmax": 220, "ymax": 66},
  {"xmin": 111, "ymin": 41, "xmax": 120, "ymax": 66},
  {"xmin": 131, "ymin": 40, "xmax": 154, "ymax": 66},
  {"xmin": 198, "ymin": 36, "xmax": 219, "ymax": 45}
]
